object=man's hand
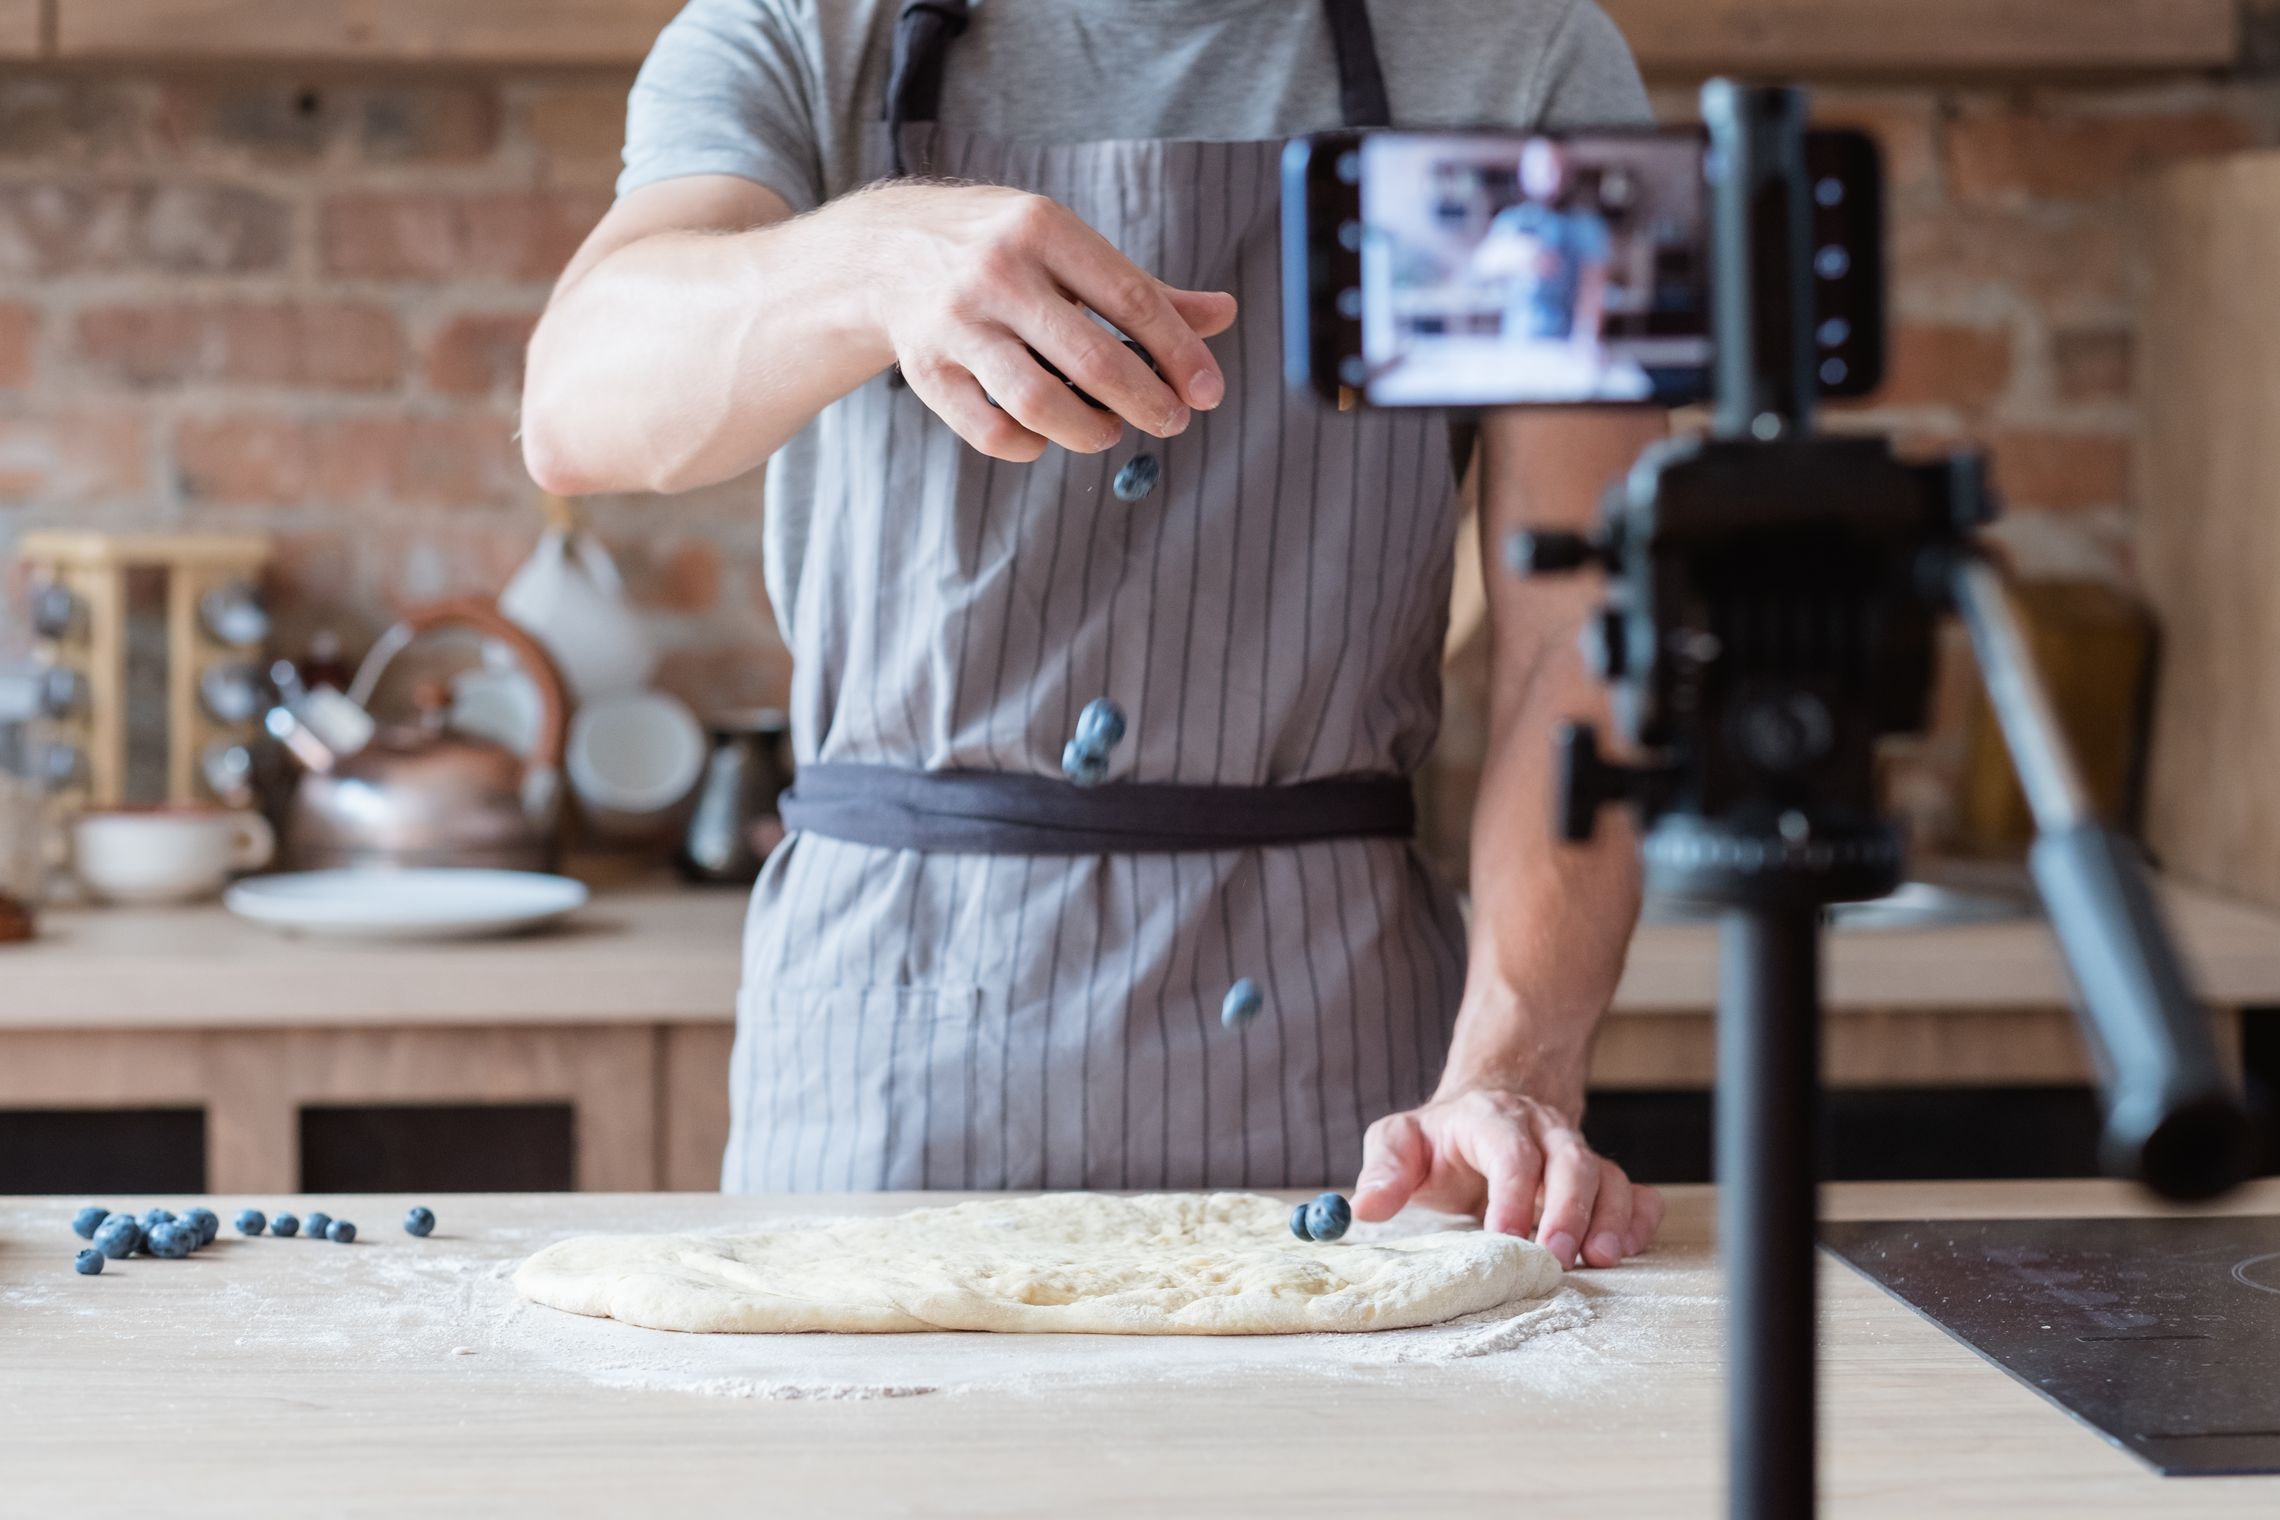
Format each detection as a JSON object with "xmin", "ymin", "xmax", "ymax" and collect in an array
[
  {"xmin": 855, "ymin": 183, "xmax": 1238, "ymax": 461},
  {"xmin": 1351, "ymin": 1086, "xmax": 1665, "ymax": 1268}
]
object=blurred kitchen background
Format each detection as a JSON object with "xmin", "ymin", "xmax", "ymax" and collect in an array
[{"xmin": 2, "ymin": 1, "xmax": 2278, "ymax": 1197}]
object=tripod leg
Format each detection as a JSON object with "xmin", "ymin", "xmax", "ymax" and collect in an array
[{"xmin": 1719, "ymin": 905, "xmax": 1822, "ymax": 1520}]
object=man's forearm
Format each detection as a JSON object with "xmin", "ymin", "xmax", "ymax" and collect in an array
[{"xmin": 522, "ymin": 196, "xmax": 894, "ymax": 498}]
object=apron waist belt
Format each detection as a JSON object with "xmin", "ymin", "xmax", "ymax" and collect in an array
[{"xmin": 779, "ymin": 763, "xmax": 1414, "ymax": 855}]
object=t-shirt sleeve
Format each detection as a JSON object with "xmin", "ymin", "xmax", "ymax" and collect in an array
[
  {"xmin": 1532, "ymin": 0, "xmax": 1654, "ymax": 131},
  {"xmin": 618, "ymin": 0, "xmax": 826, "ymax": 213}
]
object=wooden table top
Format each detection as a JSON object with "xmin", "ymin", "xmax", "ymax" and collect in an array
[
  {"xmin": 4, "ymin": 1180, "xmax": 2277, "ymax": 1516},
  {"xmin": 6, "ymin": 875, "xmax": 2280, "ymax": 1031}
]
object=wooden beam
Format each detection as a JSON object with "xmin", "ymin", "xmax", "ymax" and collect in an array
[
  {"xmin": 1607, "ymin": 0, "xmax": 2239, "ymax": 76},
  {"xmin": 52, "ymin": 0, "xmax": 683, "ymax": 66},
  {"xmin": 47, "ymin": 0, "xmax": 2241, "ymax": 72},
  {"xmin": 0, "ymin": 0, "xmax": 45, "ymax": 60}
]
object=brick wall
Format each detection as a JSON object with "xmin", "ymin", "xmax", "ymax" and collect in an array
[{"xmin": 1, "ymin": 62, "xmax": 2274, "ymax": 858}]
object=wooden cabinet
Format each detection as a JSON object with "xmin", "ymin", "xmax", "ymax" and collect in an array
[{"xmin": 32, "ymin": 0, "xmax": 2240, "ymax": 72}]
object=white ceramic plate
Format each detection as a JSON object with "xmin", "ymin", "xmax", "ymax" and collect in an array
[{"xmin": 225, "ymin": 868, "xmax": 589, "ymax": 942}]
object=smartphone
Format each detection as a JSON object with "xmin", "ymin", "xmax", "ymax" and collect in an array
[{"xmin": 1282, "ymin": 126, "xmax": 1884, "ymax": 407}]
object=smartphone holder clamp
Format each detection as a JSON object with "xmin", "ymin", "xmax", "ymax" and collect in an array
[{"xmin": 1510, "ymin": 81, "xmax": 2254, "ymax": 1520}]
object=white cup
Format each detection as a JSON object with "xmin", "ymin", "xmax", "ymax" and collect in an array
[
  {"xmin": 73, "ymin": 806, "xmax": 276, "ymax": 905},
  {"xmin": 566, "ymin": 690, "xmax": 707, "ymax": 839}
]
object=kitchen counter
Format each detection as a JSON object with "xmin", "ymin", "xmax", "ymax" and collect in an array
[
  {"xmin": 5, "ymin": 875, "xmax": 2279, "ymax": 1193},
  {"xmin": 4, "ymin": 1179, "xmax": 2276, "ymax": 1516}
]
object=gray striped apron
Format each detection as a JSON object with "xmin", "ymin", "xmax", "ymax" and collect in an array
[{"xmin": 725, "ymin": 0, "xmax": 1470, "ymax": 1193}]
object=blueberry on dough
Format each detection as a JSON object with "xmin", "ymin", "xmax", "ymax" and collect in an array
[
  {"xmin": 1289, "ymin": 1202, "xmax": 1314, "ymax": 1242},
  {"xmin": 270, "ymin": 1213, "xmax": 300, "ymax": 1238},
  {"xmin": 182, "ymin": 1208, "xmax": 220, "ymax": 1247},
  {"xmin": 144, "ymin": 1222, "xmax": 195, "ymax": 1259},
  {"xmin": 1075, "ymin": 698, "xmax": 1128, "ymax": 752},
  {"xmin": 1305, "ymin": 1192, "xmax": 1353, "ymax": 1244},
  {"xmin": 327, "ymin": 1219, "xmax": 356, "ymax": 1244},
  {"xmin": 234, "ymin": 1209, "xmax": 267, "ymax": 1237},
  {"xmin": 74, "ymin": 1249, "xmax": 104, "ymax": 1276},
  {"xmin": 93, "ymin": 1217, "xmax": 142, "ymax": 1259},
  {"xmin": 71, "ymin": 1206, "xmax": 110, "ymax": 1240},
  {"xmin": 1220, "ymin": 978, "xmax": 1265, "ymax": 1030},
  {"xmin": 403, "ymin": 1207, "xmax": 435, "ymax": 1238},
  {"xmin": 303, "ymin": 1212, "xmax": 331, "ymax": 1240},
  {"xmin": 1061, "ymin": 739, "xmax": 1109, "ymax": 788}
]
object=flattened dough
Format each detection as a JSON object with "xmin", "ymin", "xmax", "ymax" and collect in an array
[{"xmin": 513, "ymin": 1192, "xmax": 1561, "ymax": 1336}]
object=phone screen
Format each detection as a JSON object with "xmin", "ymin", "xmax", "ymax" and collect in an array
[{"xmin": 1357, "ymin": 132, "xmax": 1715, "ymax": 406}]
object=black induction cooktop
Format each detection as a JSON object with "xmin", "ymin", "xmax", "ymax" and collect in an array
[{"xmin": 1822, "ymin": 1215, "xmax": 2280, "ymax": 1477}]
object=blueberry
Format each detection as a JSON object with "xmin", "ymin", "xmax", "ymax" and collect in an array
[
  {"xmin": 74, "ymin": 1248, "xmax": 104, "ymax": 1276},
  {"xmin": 1304, "ymin": 1192, "xmax": 1353, "ymax": 1244},
  {"xmin": 1289, "ymin": 1202, "xmax": 1315, "ymax": 1242},
  {"xmin": 71, "ymin": 1206, "xmax": 111, "ymax": 1240},
  {"xmin": 326, "ymin": 1219, "xmax": 357, "ymax": 1244},
  {"xmin": 1060, "ymin": 739, "xmax": 1109, "ymax": 788},
  {"xmin": 1111, "ymin": 454, "xmax": 1161, "ymax": 504},
  {"xmin": 145, "ymin": 1222, "xmax": 195, "ymax": 1259},
  {"xmin": 270, "ymin": 1213, "xmax": 300, "ymax": 1238},
  {"xmin": 1075, "ymin": 698, "xmax": 1127, "ymax": 752},
  {"xmin": 403, "ymin": 1207, "xmax": 435, "ymax": 1238},
  {"xmin": 1220, "ymin": 977, "xmax": 1265, "ymax": 1030},
  {"xmin": 181, "ymin": 1208, "xmax": 220, "ymax": 1247},
  {"xmin": 304, "ymin": 1212, "xmax": 331, "ymax": 1240},
  {"xmin": 234, "ymin": 1209, "xmax": 267, "ymax": 1237},
  {"xmin": 139, "ymin": 1208, "xmax": 175, "ymax": 1231},
  {"xmin": 92, "ymin": 1217, "xmax": 143, "ymax": 1259}
]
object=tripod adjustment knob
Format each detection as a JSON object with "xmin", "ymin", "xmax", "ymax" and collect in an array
[
  {"xmin": 1556, "ymin": 722, "xmax": 1642, "ymax": 843},
  {"xmin": 1506, "ymin": 529, "xmax": 1608, "ymax": 578},
  {"xmin": 1582, "ymin": 608, "xmax": 1630, "ymax": 681}
]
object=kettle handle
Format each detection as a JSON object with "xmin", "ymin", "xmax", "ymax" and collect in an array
[{"xmin": 346, "ymin": 599, "xmax": 570, "ymax": 768}]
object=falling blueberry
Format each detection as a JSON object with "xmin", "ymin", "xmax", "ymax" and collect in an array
[
  {"xmin": 327, "ymin": 1219, "xmax": 357, "ymax": 1244},
  {"xmin": 182, "ymin": 1208, "xmax": 220, "ymax": 1247},
  {"xmin": 1061, "ymin": 739, "xmax": 1109, "ymax": 788},
  {"xmin": 1221, "ymin": 978, "xmax": 1264, "ymax": 1030},
  {"xmin": 1304, "ymin": 1192, "xmax": 1353, "ymax": 1244},
  {"xmin": 270, "ymin": 1213, "xmax": 300, "ymax": 1239},
  {"xmin": 144, "ymin": 1222, "xmax": 195, "ymax": 1259},
  {"xmin": 1111, "ymin": 453, "xmax": 1161, "ymax": 504},
  {"xmin": 403, "ymin": 1207, "xmax": 435, "ymax": 1238},
  {"xmin": 74, "ymin": 1249, "xmax": 104, "ymax": 1277},
  {"xmin": 93, "ymin": 1217, "xmax": 142, "ymax": 1260},
  {"xmin": 1289, "ymin": 1202, "xmax": 1315, "ymax": 1242},
  {"xmin": 1075, "ymin": 698, "xmax": 1127, "ymax": 752},
  {"xmin": 304, "ymin": 1212, "xmax": 331, "ymax": 1240},
  {"xmin": 71, "ymin": 1206, "xmax": 110, "ymax": 1240},
  {"xmin": 234, "ymin": 1209, "xmax": 267, "ymax": 1237}
]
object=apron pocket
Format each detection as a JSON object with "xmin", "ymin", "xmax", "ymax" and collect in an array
[{"xmin": 733, "ymin": 983, "xmax": 1001, "ymax": 1192}]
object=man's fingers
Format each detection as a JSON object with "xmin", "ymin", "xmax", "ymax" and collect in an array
[
  {"xmin": 1020, "ymin": 295, "xmax": 1189, "ymax": 437},
  {"xmin": 1581, "ymin": 1162, "xmax": 1632, "ymax": 1268},
  {"xmin": 1628, "ymin": 1183, "xmax": 1666, "ymax": 1257},
  {"xmin": 1163, "ymin": 285, "xmax": 1240, "ymax": 339},
  {"xmin": 1044, "ymin": 231, "xmax": 1228, "ymax": 412},
  {"xmin": 1351, "ymin": 1112, "xmax": 1431, "ymax": 1222},
  {"xmin": 965, "ymin": 335, "xmax": 1121, "ymax": 454},
  {"xmin": 899, "ymin": 356, "xmax": 1047, "ymax": 462},
  {"xmin": 1468, "ymin": 1128, "xmax": 1544, "ymax": 1239},
  {"xmin": 1531, "ymin": 1129, "xmax": 1600, "ymax": 1268}
]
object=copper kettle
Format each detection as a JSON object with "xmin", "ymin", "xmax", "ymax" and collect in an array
[{"xmin": 270, "ymin": 600, "xmax": 569, "ymax": 871}]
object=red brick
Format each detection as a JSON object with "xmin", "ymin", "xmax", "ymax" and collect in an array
[
  {"xmin": 357, "ymin": 86, "xmax": 501, "ymax": 164},
  {"xmin": 1947, "ymin": 105, "xmax": 2253, "ymax": 203},
  {"xmin": 0, "ymin": 183, "xmax": 290, "ymax": 278},
  {"xmin": 174, "ymin": 413, "xmax": 526, "ymax": 509},
  {"xmin": 522, "ymin": 83, "xmax": 629, "ymax": 167},
  {"xmin": 422, "ymin": 311, "xmax": 541, "ymax": 398},
  {"xmin": 319, "ymin": 192, "xmax": 608, "ymax": 283},
  {"xmin": 1989, "ymin": 428, "xmax": 2131, "ymax": 512},
  {"xmin": 2050, "ymin": 328, "xmax": 2132, "ymax": 404},
  {"xmin": 654, "ymin": 641, "xmax": 793, "ymax": 712},
  {"xmin": 1892, "ymin": 206, "xmax": 2129, "ymax": 321},
  {"xmin": 623, "ymin": 540, "xmax": 723, "ymax": 614},
  {"xmin": 154, "ymin": 81, "xmax": 331, "ymax": 162},
  {"xmin": 73, "ymin": 302, "xmax": 405, "ymax": 392},
  {"xmin": 1813, "ymin": 91, "xmax": 1939, "ymax": 197},
  {"xmin": 0, "ymin": 303, "xmax": 34, "ymax": 390},
  {"xmin": 1867, "ymin": 322, "xmax": 2013, "ymax": 412},
  {"xmin": 0, "ymin": 411, "xmax": 152, "ymax": 504},
  {"xmin": 0, "ymin": 79, "xmax": 146, "ymax": 163}
]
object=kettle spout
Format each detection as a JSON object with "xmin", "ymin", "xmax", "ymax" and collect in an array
[{"xmin": 265, "ymin": 685, "xmax": 378, "ymax": 775}]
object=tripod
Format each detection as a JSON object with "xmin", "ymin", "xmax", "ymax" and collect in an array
[{"xmin": 1511, "ymin": 83, "xmax": 2254, "ymax": 1519}]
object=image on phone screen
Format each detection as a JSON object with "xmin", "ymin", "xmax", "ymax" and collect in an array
[{"xmin": 1358, "ymin": 133, "xmax": 1713, "ymax": 406}]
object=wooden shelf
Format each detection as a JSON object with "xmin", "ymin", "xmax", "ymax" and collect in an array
[{"xmin": 38, "ymin": 0, "xmax": 2241, "ymax": 73}]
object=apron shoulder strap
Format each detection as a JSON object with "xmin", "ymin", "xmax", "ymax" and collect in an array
[
  {"xmin": 1321, "ymin": 0, "xmax": 1394, "ymax": 129},
  {"xmin": 886, "ymin": 0, "xmax": 974, "ymax": 177}
]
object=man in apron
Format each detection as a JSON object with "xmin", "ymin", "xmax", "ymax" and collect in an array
[{"xmin": 524, "ymin": 0, "xmax": 1667, "ymax": 1270}]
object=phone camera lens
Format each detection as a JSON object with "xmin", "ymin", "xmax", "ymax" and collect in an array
[
  {"xmin": 1336, "ymin": 151, "xmax": 1362, "ymax": 184},
  {"xmin": 1814, "ymin": 176, "xmax": 1845, "ymax": 208},
  {"xmin": 1817, "ymin": 317, "xmax": 1851, "ymax": 349},
  {"xmin": 1338, "ymin": 220, "xmax": 1364, "ymax": 251},
  {"xmin": 1814, "ymin": 245, "xmax": 1851, "ymax": 280},
  {"xmin": 1338, "ymin": 357, "xmax": 1368, "ymax": 386},
  {"xmin": 1336, "ymin": 288, "xmax": 1363, "ymax": 319},
  {"xmin": 1820, "ymin": 357, "xmax": 1850, "ymax": 386}
]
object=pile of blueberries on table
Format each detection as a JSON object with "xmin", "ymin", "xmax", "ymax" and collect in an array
[
  {"xmin": 1289, "ymin": 1191, "xmax": 1353, "ymax": 1244},
  {"xmin": 69, "ymin": 1202, "xmax": 437, "ymax": 1276}
]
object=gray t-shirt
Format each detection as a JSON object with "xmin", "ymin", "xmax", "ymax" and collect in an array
[{"xmin": 619, "ymin": 0, "xmax": 1651, "ymax": 635}]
